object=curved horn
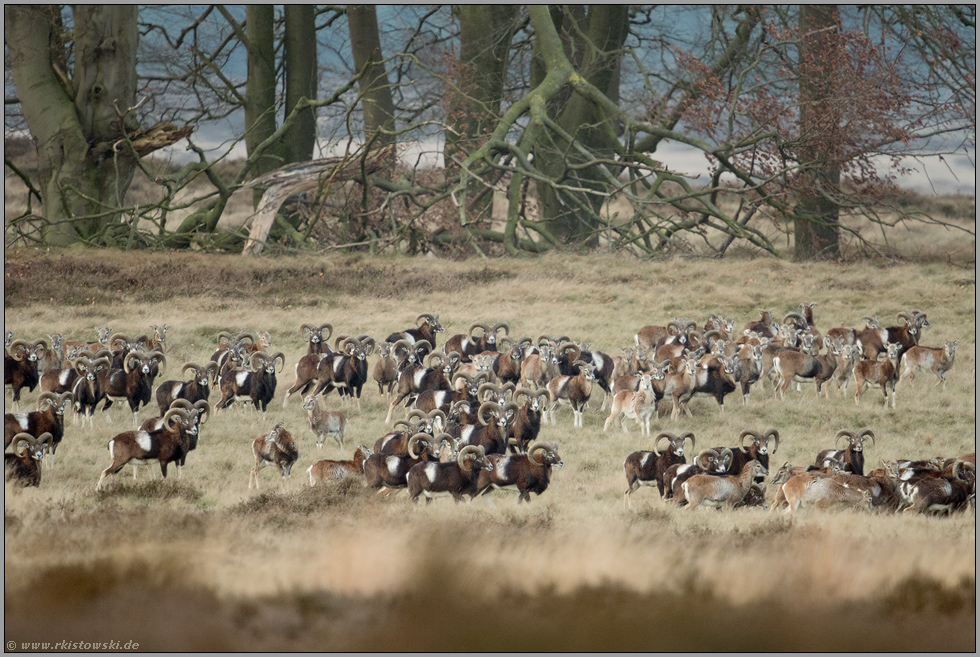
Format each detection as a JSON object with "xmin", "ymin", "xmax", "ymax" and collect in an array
[
  {"xmin": 216, "ymin": 330, "xmax": 235, "ymax": 345},
  {"xmin": 558, "ymin": 342, "xmax": 581, "ymax": 361},
  {"xmin": 738, "ymin": 429, "xmax": 762, "ymax": 453},
  {"xmin": 468, "ymin": 322, "xmax": 490, "ymax": 338},
  {"xmin": 491, "ymin": 322, "xmax": 510, "ymax": 336},
  {"xmin": 653, "ymin": 432, "xmax": 676, "ymax": 457},
  {"xmin": 182, "ymin": 362, "xmax": 205, "ymax": 376},
  {"xmin": 857, "ymin": 428, "xmax": 875, "ymax": 448},
  {"xmin": 835, "ymin": 429, "xmax": 857, "ymax": 448},
  {"xmin": 73, "ymin": 354, "xmax": 92, "ymax": 374},
  {"xmin": 435, "ymin": 432, "xmax": 458, "ymax": 452},
  {"xmin": 695, "ymin": 448, "xmax": 717, "ymax": 471},
  {"xmin": 193, "ymin": 400, "xmax": 211, "ymax": 425},
  {"xmin": 249, "ymin": 351, "xmax": 269, "ymax": 372},
  {"xmin": 91, "ymin": 348, "xmax": 113, "ymax": 362},
  {"xmin": 145, "ymin": 350, "xmax": 167, "ymax": 375},
  {"xmin": 425, "ymin": 351, "xmax": 445, "ymax": 368},
  {"xmin": 501, "ymin": 401, "xmax": 519, "ymax": 424},
  {"xmin": 391, "ymin": 339, "xmax": 413, "ymax": 354},
  {"xmin": 457, "ymin": 444, "xmax": 484, "ymax": 469},
  {"xmin": 413, "ymin": 340, "xmax": 433, "ymax": 354},
  {"xmin": 477, "ymin": 383, "xmax": 500, "ymax": 402},
  {"xmin": 318, "ymin": 323, "xmax": 334, "ymax": 339},
  {"xmin": 783, "ymin": 311, "xmax": 807, "ymax": 326},
  {"xmin": 678, "ymin": 430, "xmax": 696, "ymax": 451},
  {"xmin": 6, "ymin": 339, "xmax": 30, "ymax": 361},
  {"xmin": 34, "ymin": 432, "xmax": 54, "ymax": 451},
  {"xmin": 57, "ymin": 391, "xmax": 74, "ymax": 409},
  {"xmin": 108, "ymin": 333, "xmax": 132, "ymax": 350},
  {"xmin": 416, "ymin": 313, "xmax": 435, "ymax": 327},
  {"xmin": 514, "ymin": 386, "xmax": 533, "ymax": 405},
  {"xmin": 124, "ymin": 351, "xmax": 141, "ymax": 374},
  {"xmin": 477, "ymin": 402, "xmax": 499, "ymax": 426},
  {"xmin": 163, "ymin": 408, "xmax": 189, "ymax": 431},
  {"xmin": 528, "ymin": 441, "xmax": 550, "ymax": 466},
  {"xmin": 300, "ymin": 323, "xmax": 315, "ymax": 337},
  {"xmin": 405, "ymin": 408, "xmax": 428, "ymax": 425},
  {"xmin": 36, "ymin": 391, "xmax": 59, "ymax": 411},
  {"xmin": 90, "ymin": 356, "xmax": 111, "ymax": 371},
  {"xmin": 718, "ymin": 448, "xmax": 734, "ymax": 471},
  {"xmin": 427, "ymin": 408, "xmax": 447, "ymax": 428},
  {"xmin": 763, "ymin": 428, "xmax": 780, "ymax": 454},
  {"xmin": 169, "ymin": 399, "xmax": 194, "ymax": 412},
  {"xmin": 407, "ymin": 432, "xmax": 434, "ymax": 459},
  {"xmin": 267, "ymin": 351, "xmax": 286, "ymax": 372},
  {"xmin": 340, "ymin": 337, "xmax": 357, "ymax": 355},
  {"xmin": 11, "ymin": 432, "xmax": 36, "ymax": 457},
  {"xmin": 449, "ymin": 400, "xmax": 471, "ymax": 417},
  {"xmin": 235, "ymin": 332, "xmax": 256, "ymax": 344}
]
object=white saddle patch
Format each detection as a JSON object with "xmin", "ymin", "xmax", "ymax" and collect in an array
[
  {"xmin": 495, "ymin": 457, "xmax": 510, "ymax": 481},
  {"xmin": 413, "ymin": 369, "xmax": 428, "ymax": 389},
  {"xmin": 59, "ymin": 370, "xmax": 73, "ymax": 386},
  {"xmin": 458, "ymin": 425, "xmax": 477, "ymax": 445},
  {"xmin": 425, "ymin": 462, "xmax": 440, "ymax": 483},
  {"xmin": 136, "ymin": 431, "xmax": 153, "ymax": 452},
  {"xmin": 235, "ymin": 371, "xmax": 250, "ymax": 387}
]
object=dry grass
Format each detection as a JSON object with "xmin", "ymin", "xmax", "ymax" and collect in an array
[{"xmin": 3, "ymin": 246, "xmax": 976, "ymax": 650}]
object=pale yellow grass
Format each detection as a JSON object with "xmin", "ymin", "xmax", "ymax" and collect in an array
[{"xmin": 3, "ymin": 248, "xmax": 975, "ymax": 650}]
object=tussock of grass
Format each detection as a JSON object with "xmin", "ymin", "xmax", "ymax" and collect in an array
[
  {"xmin": 94, "ymin": 480, "xmax": 206, "ymax": 504},
  {"xmin": 885, "ymin": 574, "xmax": 976, "ymax": 614}
]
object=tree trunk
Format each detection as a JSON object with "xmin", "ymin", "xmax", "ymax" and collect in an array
[
  {"xmin": 5, "ymin": 5, "xmax": 139, "ymax": 245},
  {"xmin": 283, "ymin": 5, "xmax": 317, "ymax": 163},
  {"xmin": 347, "ymin": 5, "xmax": 396, "ymax": 149},
  {"xmin": 444, "ymin": 5, "xmax": 517, "ymax": 224},
  {"xmin": 245, "ymin": 5, "xmax": 280, "ymax": 206},
  {"xmin": 795, "ymin": 5, "xmax": 842, "ymax": 261},
  {"xmin": 444, "ymin": 5, "xmax": 517, "ymax": 167},
  {"xmin": 532, "ymin": 5, "xmax": 630, "ymax": 245}
]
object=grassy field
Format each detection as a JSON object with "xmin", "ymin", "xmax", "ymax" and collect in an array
[{"xmin": 3, "ymin": 247, "xmax": 976, "ymax": 651}]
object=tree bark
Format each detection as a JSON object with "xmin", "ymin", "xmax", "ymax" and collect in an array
[
  {"xmin": 531, "ymin": 5, "xmax": 630, "ymax": 245},
  {"xmin": 444, "ymin": 5, "xmax": 517, "ymax": 168},
  {"xmin": 5, "ymin": 5, "xmax": 139, "ymax": 245},
  {"xmin": 795, "ymin": 5, "xmax": 842, "ymax": 261},
  {"xmin": 283, "ymin": 5, "xmax": 318, "ymax": 163},
  {"xmin": 347, "ymin": 5, "xmax": 396, "ymax": 149},
  {"xmin": 245, "ymin": 5, "xmax": 280, "ymax": 204}
]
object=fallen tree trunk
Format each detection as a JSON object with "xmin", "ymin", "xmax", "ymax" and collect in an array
[{"xmin": 242, "ymin": 145, "xmax": 394, "ymax": 255}]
